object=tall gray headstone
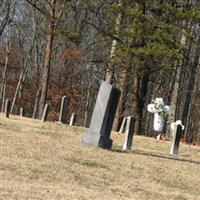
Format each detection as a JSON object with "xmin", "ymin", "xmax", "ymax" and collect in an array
[
  {"xmin": 82, "ymin": 81, "xmax": 120, "ymax": 149},
  {"xmin": 4, "ymin": 99, "xmax": 11, "ymax": 118},
  {"xmin": 69, "ymin": 113, "xmax": 77, "ymax": 126},
  {"xmin": 59, "ymin": 96, "xmax": 70, "ymax": 123},
  {"xmin": 41, "ymin": 104, "xmax": 49, "ymax": 122},
  {"xmin": 170, "ymin": 120, "xmax": 184, "ymax": 155},
  {"xmin": 119, "ymin": 116, "xmax": 135, "ymax": 150},
  {"xmin": 20, "ymin": 107, "xmax": 25, "ymax": 117}
]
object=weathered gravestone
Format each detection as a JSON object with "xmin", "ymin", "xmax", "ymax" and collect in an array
[
  {"xmin": 82, "ymin": 81, "xmax": 120, "ymax": 149},
  {"xmin": 119, "ymin": 116, "xmax": 136, "ymax": 150},
  {"xmin": 4, "ymin": 99, "xmax": 11, "ymax": 118},
  {"xmin": 41, "ymin": 104, "xmax": 49, "ymax": 122},
  {"xmin": 170, "ymin": 120, "xmax": 184, "ymax": 155},
  {"xmin": 147, "ymin": 98, "xmax": 170, "ymax": 132},
  {"xmin": 20, "ymin": 107, "xmax": 25, "ymax": 117},
  {"xmin": 59, "ymin": 96, "xmax": 70, "ymax": 123},
  {"xmin": 69, "ymin": 113, "xmax": 77, "ymax": 126}
]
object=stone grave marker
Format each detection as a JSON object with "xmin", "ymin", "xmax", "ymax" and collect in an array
[
  {"xmin": 147, "ymin": 98, "xmax": 170, "ymax": 132},
  {"xmin": 69, "ymin": 113, "xmax": 77, "ymax": 126},
  {"xmin": 119, "ymin": 116, "xmax": 135, "ymax": 151},
  {"xmin": 41, "ymin": 103, "xmax": 49, "ymax": 122},
  {"xmin": 20, "ymin": 107, "xmax": 25, "ymax": 117},
  {"xmin": 170, "ymin": 120, "xmax": 184, "ymax": 155},
  {"xmin": 58, "ymin": 96, "xmax": 70, "ymax": 124},
  {"xmin": 82, "ymin": 81, "xmax": 120, "ymax": 149},
  {"xmin": 4, "ymin": 99, "xmax": 11, "ymax": 118}
]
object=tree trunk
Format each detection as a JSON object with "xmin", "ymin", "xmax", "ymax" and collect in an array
[
  {"xmin": 1, "ymin": 81, "xmax": 7, "ymax": 113},
  {"xmin": 138, "ymin": 71, "xmax": 149, "ymax": 133},
  {"xmin": 32, "ymin": 37, "xmax": 41, "ymax": 118},
  {"xmin": 84, "ymin": 82, "xmax": 92, "ymax": 127},
  {"xmin": 10, "ymin": 32, "xmax": 36, "ymax": 114},
  {"xmin": 0, "ymin": 52, "xmax": 9, "ymax": 112},
  {"xmin": 38, "ymin": 3, "xmax": 55, "ymax": 118},
  {"xmin": 0, "ymin": 27, "xmax": 11, "ymax": 112},
  {"xmin": 0, "ymin": 0, "xmax": 11, "ymax": 37},
  {"xmin": 169, "ymin": 23, "xmax": 188, "ymax": 125},
  {"xmin": 105, "ymin": 0, "xmax": 122, "ymax": 83},
  {"xmin": 132, "ymin": 71, "xmax": 141, "ymax": 134},
  {"xmin": 112, "ymin": 69, "xmax": 128, "ymax": 131},
  {"xmin": 182, "ymin": 34, "xmax": 200, "ymax": 143},
  {"xmin": 32, "ymin": 86, "xmax": 41, "ymax": 119}
]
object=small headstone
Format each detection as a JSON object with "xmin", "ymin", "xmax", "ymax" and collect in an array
[
  {"xmin": 147, "ymin": 98, "xmax": 170, "ymax": 132},
  {"xmin": 4, "ymin": 99, "xmax": 11, "ymax": 118},
  {"xmin": 82, "ymin": 81, "xmax": 120, "ymax": 149},
  {"xmin": 69, "ymin": 113, "xmax": 77, "ymax": 126},
  {"xmin": 41, "ymin": 104, "xmax": 49, "ymax": 122},
  {"xmin": 58, "ymin": 96, "xmax": 70, "ymax": 124},
  {"xmin": 20, "ymin": 107, "xmax": 25, "ymax": 117},
  {"xmin": 170, "ymin": 120, "xmax": 184, "ymax": 155},
  {"xmin": 120, "ymin": 116, "xmax": 135, "ymax": 151}
]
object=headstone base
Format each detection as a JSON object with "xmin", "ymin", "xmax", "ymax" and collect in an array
[
  {"xmin": 82, "ymin": 131, "xmax": 113, "ymax": 149},
  {"xmin": 99, "ymin": 136, "xmax": 113, "ymax": 149}
]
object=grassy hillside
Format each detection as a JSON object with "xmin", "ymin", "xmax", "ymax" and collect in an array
[{"xmin": 0, "ymin": 114, "xmax": 200, "ymax": 200}]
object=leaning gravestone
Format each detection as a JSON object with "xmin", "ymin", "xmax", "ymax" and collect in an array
[
  {"xmin": 41, "ymin": 103, "xmax": 49, "ymax": 122},
  {"xmin": 58, "ymin": 96, "xmax": 70, "ymax": 123},
  {"xmin": 20, "ymin": 107, "xmax": 25, "ymax": 117},
  {"xmin": 147, "ymin": 98, "xmax": 170, "ymax": 132},
  {"xmin": 82, "ymin": 81, "xmax": 120, "ymax": 149},
  {"xmin": 69, "ymin": 113, "xmax": 77, "ymax": 126},
  {"xmin": 170, "ymin": 120, "xmax": 184, "ymax": 155},
  {"xmin": 119, "ymin": 116, "xmax": 135, "ymax": 151},
  {"xmin": 4, "ymin": 99, "xmax": 11, "ymax": 118}
]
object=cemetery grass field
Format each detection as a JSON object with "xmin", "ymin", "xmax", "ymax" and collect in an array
[{"xmin": 1, "ymin": 115, "xmax": 200, "ymax": 200}]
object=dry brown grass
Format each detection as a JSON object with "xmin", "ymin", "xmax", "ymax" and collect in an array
[{"xmin": 0, "ymin": 114, "xmax": 200, "ymax": 200}]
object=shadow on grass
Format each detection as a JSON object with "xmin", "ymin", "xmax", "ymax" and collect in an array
[{"xmin": 111, "ymin": 148, "xmax": 200, "ymax": 165}]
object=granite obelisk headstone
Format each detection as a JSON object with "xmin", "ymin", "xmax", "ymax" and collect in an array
[
  {"xmin": 69, "ymin": 113, "xmax": 77, "ymax": 126},
  {"xmin": 59, "ymin": 96, "xmax": 70, "ymax": 123},
  {"xmin": 119, "ymin": 116, "xmax": 135, "ymax": 150},
  {"xmin": 170, "ymin": 120, "xmax": 184, "ymax": 155},
  {"xmin": 41, "ymin": 104, "xmax": 49, "ymax": 122},
  {"xmin": 82, "ymin": 81, "xmax": 120, "ymax": 149},
  {"xmin": 4, "ymin": 99, "xmax": 11, "ymax": 118}
]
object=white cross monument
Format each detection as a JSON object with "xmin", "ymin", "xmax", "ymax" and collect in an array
[{"xmin": 147, "ymin": 98, "xmax": 170, "ymax": 132}]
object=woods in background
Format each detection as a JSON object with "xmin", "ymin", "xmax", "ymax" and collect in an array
[{"xmin": 0, "ymin": 0, "xmax": 200, "ymax": 144}]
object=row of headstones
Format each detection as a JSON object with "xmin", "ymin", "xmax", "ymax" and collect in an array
[
  {"xmin": 3, "ymin": 96, "xmax": 77, "ymax": 127},
  {"xmin": 4, "ymin": 81, "xmax": 184, "ymax": 155},
  {"xmin": 4, "ymin": 100, "xmax": 27, "ymax": 118},
  {"xmin": 118, "ymin": 116, "xmax": 184, "ymax": 155},
  {"xmin": 82, "ymin": 81, "xmax": 184, "ymax": 156}
]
